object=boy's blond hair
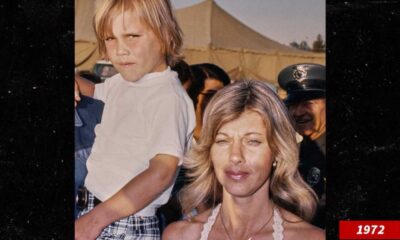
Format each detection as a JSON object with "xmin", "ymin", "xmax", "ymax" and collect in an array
[{"xmin": 94, "ymin": 0, "xmax": 183, "ymax": 66}]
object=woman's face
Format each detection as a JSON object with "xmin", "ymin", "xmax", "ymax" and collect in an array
[{"xmin": 210, "ymin": 110, "xmax": 273, "ymax": 198}]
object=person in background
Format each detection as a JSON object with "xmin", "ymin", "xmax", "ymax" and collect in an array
[
  {"xmin": 188, "ymin": 63, "xmax": 231, "ymax": 142},
  {"xmin": 75, "ymin": 95, "xmax": 104, "ymax": 219},
  {"xmin": 199, "ymin": 89, "xmax": 218, "ymax": 117},
  {"xmin": 278, "ymin": 63, "xmax": 326, "ymax": 228},
  {"xmin": 74, "ymin": 0, "xmax": 195, "ymax": 239},
  {"xmin": 163, "ymin": 80, "xmax": 324, "ymax": 240},
  {"xmin": 171, "ymin": 59, "xmax": 193, "ymax": 90},
  {"xmin": 75, "ymin": 71, "xmax": 104, "ymax": 219}
]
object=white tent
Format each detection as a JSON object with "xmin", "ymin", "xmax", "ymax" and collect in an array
[
  {"xmin": 75, "ymin": 0, "xmax": 99, "ymax": 70},
  {"xmin": 75, "ymin": 0, "xmax": 325, "ymax": 86}
]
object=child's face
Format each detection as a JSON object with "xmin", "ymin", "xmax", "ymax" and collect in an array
[{"xmin": 104, "ymin": 10, "xmax": 167, "ymax": 82}]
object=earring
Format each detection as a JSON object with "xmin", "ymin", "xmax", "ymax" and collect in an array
[{"xmin": 272, "ymin": 161, "xmax": 277, "ymax": 168}]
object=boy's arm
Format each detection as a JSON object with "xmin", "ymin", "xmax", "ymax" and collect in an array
[{"xmin": 74, "ymin": 154, "xmax": 179, "ymax": 240}]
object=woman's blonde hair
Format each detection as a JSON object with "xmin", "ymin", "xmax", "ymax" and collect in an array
[
  {"xmin": 93, "ymin": 0, "xmax": 183, "ymax": 66},
  {"xmin": 180, "ymin": 80, "xmax": 318, "ymax": 221}
]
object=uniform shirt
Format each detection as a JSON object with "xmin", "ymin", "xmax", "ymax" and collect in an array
[{"xmin": 298, "ymin": 132, "xmax": 326, "ymax": 228}]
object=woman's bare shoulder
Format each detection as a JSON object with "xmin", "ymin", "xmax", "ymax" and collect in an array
[
  {"xmin": 162, "ymin": 209, "xmax": 213, "ymax": 240},
  {"xmin": 162, "ymin": 219, "xmax": 201, "ymax": 240},
  {"xmin": 290, "ymin": 223, "xmax": 325, "ymax": 240},
  {"xmin": 279, "ymin": 208, "xmax": 326, "ymax": 240}
]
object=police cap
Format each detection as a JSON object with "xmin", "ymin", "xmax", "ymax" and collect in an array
[{"xmin": 278, "ymin": 63, "xmax": 325, "ymax": 104}]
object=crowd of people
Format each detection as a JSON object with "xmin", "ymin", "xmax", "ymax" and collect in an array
[{"xmin": 74, "ymin": 0, "xmax": 326, "ymax": 239}]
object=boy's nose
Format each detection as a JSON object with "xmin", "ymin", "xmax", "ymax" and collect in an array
[{"xmin": 116, "ymin": 41, "xmax": 129, "ymax": 56}]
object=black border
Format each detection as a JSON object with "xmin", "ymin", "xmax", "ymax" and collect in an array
[
  {"xmin": 1, "ymin": 1, "xmax": 74, "ymax": 239},
  {"xmin": 1, "ymin": 1, "xmax": 400, "ymax": 239},
  {"xmin": 326, "ymin": 1, "xmax": 400, "ymax": 239}
]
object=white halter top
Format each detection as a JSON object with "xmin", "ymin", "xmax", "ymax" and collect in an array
[{"xmin": 199, "ymin": 204, "xmax": 284, "ymax": 240}]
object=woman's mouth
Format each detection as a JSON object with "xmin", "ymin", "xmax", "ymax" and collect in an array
[{"xmin": 225, "ymin": 170, "xmax": 249, "ymax": 180}]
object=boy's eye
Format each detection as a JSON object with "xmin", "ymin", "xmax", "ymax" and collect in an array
[
  {"xmin": 127, "ymin": 34, "xmax": 140, "ymax": 39},
  {"xmin": 104, "ymin": 37, "xmax": 114, "ymax": 42}
]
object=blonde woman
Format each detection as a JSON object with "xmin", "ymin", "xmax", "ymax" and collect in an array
[{"xmin": 163, "ymin": 80, "xmax": 324, "ymax": 240}]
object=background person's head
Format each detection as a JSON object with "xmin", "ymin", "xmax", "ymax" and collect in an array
[
  {"xmin": 287, "ymin": 99, "xmax": 326, "ymax": 140},
  {"xmin": 278, "ymin": 63, "xmax": 326, "ymax": 140},
  {"xmin": 171, "ymin": 60, "xmax": 193, "ymax": 90},
  {"xmin": 94, "ymin": 0, "xmax": 183, "ymax": 82},
  {"xmin": 188, "ymin": 63, "xmax": 231, "ymax": 140},
  {"xmin": 181, "ymin": 80, "xmax": 317, "ymax": 221},
  {"xmin": 199, "ymin": 89, "xmax": 218, "ymax": 119},
  {"xmin": 171, "ymin": 60, "xmax": 193, "ymax": 89},
  {"xmin": 188, "ymin": 63, "xmax": 231, "ymax": 108}
]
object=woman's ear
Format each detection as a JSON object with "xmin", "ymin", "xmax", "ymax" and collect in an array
[{"xmin": 272, "ymin": 160, "xmax": 278, "ymax": 168}]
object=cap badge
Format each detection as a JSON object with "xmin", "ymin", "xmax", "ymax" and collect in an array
[{"xmin": 292, "ymin": 65, "xmax": 309, "ymax": 82}]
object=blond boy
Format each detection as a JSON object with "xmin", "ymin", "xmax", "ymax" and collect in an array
[{"xmin": 74, "ymin": 1, "xmax": 195, "ymax": 239}]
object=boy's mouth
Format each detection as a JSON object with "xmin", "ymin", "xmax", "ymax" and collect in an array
[{"xmin": 118, "ymin": 62, "xmax": 135, "ymax": 67}]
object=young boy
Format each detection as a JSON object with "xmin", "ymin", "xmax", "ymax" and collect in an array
[{"xmin": 74, "ymin": 0, "xmax": 195, "ymax": 239}]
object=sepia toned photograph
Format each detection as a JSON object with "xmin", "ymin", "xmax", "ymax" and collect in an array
[{"xmin": 74, "ymin": 0, "xmax": 325, "ymax": 239}]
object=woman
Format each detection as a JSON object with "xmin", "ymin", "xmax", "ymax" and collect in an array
[{"xmin": 163, "ymin": 80, "xmax": 325, "ymax": 240}]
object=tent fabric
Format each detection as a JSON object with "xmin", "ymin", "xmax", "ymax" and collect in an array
[
  {"xmin": 75, "ymin": 0, "xmax": 97, "ymax": 42},
  {"xmin": 75, "ymin": 0, "xmax": 102, "ymax": 70},
  {"xmin": 75, "ymin": 41, "xmax": 98, "ymax": 70},
  {"xmin": 176, "ymin": 0, "xmax": 307, "ymax": 54},
  {"xmin": 75, "ymin": 0, "xmax": 325, "ymax": 86}
]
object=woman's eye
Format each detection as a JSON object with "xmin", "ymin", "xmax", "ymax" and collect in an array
[
  {"xmin": 104, "ymin": 37, "xmax": 114, "ymax": 42},
  {"xmin": 247, "ymin": 140, "xmax": 261, "ymax": 146},
  {"xmin": 215, "ymin": 139, "xmax": 228, "ymax": 144}
]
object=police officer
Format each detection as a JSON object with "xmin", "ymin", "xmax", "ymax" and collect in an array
[{"xmin": 278, "ymin": 63, "xmax": 326, "ymax": 228}]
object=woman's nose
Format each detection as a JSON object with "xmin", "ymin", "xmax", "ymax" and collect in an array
[{"xmin": 229, "ymin": 141, "xmax": 244, "ymax": 165}]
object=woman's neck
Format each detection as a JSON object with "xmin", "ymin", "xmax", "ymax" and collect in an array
[{"xmin": 222, "ymin": 196, "xmax": 273, "ymax": 224}]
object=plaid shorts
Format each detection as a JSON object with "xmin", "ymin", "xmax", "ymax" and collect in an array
[{"xmin": 77, "ymin": 191, "xmax": 160, "ymax": 240}]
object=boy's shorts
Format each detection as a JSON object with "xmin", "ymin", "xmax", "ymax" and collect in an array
[{"xmin": 77, "ymin": 190, "xmax": 160, "ymax": 240}]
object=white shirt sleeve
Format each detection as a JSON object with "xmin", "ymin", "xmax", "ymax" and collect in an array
[
  {"xmin": 146, "ymin": 94, "xmax": 188, "ymax": 164},
  {"xmin": 94, "ymin": 76, "xmax": 117, "ymax": 102}
]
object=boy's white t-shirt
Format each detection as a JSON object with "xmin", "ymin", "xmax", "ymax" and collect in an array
[{"xmin": 85, "ymin": 67, "xmax": 195, "ymax": 216}]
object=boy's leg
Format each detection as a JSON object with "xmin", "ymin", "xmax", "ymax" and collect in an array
[{"xmin": 77, "ymin": 191, "xmax": 160, "ymax": 240}]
